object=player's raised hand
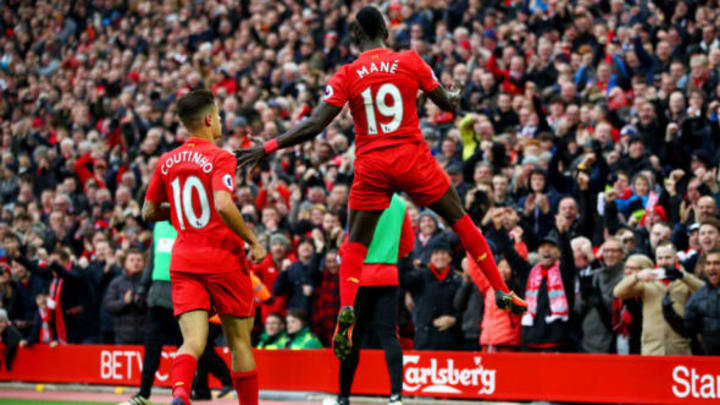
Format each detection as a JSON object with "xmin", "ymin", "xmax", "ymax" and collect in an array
[
  {"xmin": 248, "ymin": 241, "xmax": 267, "ymax": 264},
  {"xmin": 446, "ymin": 81, "xmax": 464, "ymax": 106},
  {"xmin": 235, "ymin": 145, "xmax": 266, "ymax": 168}
]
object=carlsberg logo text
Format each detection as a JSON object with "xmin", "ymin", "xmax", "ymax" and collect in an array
[{"xmin": 403, "ymin": 356, "xmax": 496, "ymax": 395}]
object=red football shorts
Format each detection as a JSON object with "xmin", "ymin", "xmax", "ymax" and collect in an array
[
  {"xmin": 349, "ymin": 141, "xmax": 451, "ymax": 211},
  {"xmin": 171, "ymin": 270, "xmax": 254, "ymax": 318}
]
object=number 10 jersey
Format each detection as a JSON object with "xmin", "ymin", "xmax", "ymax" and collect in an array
[
  {"xmin": 146, "ymin": 137, "xmax": 246, "ymax": 274},
  {"xmin": 323, "ymin": 48, "xmax": 440, "ymax": 157}
]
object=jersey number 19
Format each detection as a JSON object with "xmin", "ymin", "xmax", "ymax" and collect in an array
[{"xmin": 360, "ymin": 83, "xmax": 403, "ymax": 135}]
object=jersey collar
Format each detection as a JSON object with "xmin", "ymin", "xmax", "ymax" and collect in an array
[
  {"xmin": 185, "ymin": 136, "xmax": 212, "ymax": 145},
  {"xmin": 359, "ymin": 47, "xmax": 391, "ymax": 59}
]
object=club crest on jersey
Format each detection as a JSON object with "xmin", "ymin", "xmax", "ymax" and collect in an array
[
  {"xmin": 324, "ymin": 84, "xmax": 334, "ymax": 101},
  {"xmin": 223, "ymin": 174, "xmax": 234, "ymax": 190}
]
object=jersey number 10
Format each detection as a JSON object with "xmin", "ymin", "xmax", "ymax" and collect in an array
[
  {"xmin": 170, "ymin": 176, "xmax": 211, "ymax": 230},
  {"xmin": 360, "ymin": 83, "xmax": 404, "ymax": 135}
]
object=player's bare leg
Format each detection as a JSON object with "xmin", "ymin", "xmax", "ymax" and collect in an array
[
  {"xmin": 220, "ymin": 315, "xmax": 258, "ymax": 405},
  {"xmin": 333, "ymin": 208, "xmax": 383, "ymax": 360},
  {"xmin": 428, "ymin": 187, "xmax": 527, "ymax": 312},
  {"xmin": 171, "ymin": 310, "xmax": 209, "ymax": 405}
]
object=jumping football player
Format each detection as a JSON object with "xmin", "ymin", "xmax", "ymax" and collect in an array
[{"xmin": 237, "ymin": 7, "xmax": 527, "ymax": 360}]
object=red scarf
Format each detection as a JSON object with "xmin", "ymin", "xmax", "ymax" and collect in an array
[
  {"xmin": 430, "ymin": 264, "xmax": 450, "ymax": 281},
  {"xmin": 38, "ymin": 307, "xmax": 52, "ymax": 343},
  {"xmin": 49, "ymin": 276, "xmax": 67, "ymax": 344},
  {"xmin": 612, "ymin": 297, "xmax": 638, "ymax": 337},
  {"xmin": 522, "ymin": 260, "xmax": 569, "ymax": 326},
  {"xmin": 693, "ymin": 73, "xmax": 708, "ymax": 90}
]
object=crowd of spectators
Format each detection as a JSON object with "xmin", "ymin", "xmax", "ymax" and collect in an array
[{"xmin": 1, "ymin": 0, "xmax": 720, "ymax": 365}]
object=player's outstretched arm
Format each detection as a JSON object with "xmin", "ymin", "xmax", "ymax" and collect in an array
[
  {"xmin": 142, "ymin": 200, "xmax": 171, "ymax": 223},
  {"xmin": 214, "ymin": 189, "xmax": 267, "ymax": 263},
  {"xmin": 426, "ymin": 85, "xmax": 462, "ymax": 112},
  {"xmin": 236, "ymin": 102, "xmax": 342, "ymax": 168}
]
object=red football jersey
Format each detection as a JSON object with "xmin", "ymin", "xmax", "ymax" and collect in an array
[
  {"xmin": 323, "ymin": 48, "xmax": 439, "ymax": 156},
  {"xmin": 146, "ymin": 137, "xmax": 246, "ymax": 273}
]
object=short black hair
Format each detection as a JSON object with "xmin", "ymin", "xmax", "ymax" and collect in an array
[
  {"xmin": 177, "ymin": 89, "xmax": 215, "ymax": 130},
  {"xmin": 351, "ymin": 6, "xmax": 388, "ymax": 43},
  {"xmin": 286, "ymin": 308, "xmax": 308, "ymax": 325}
]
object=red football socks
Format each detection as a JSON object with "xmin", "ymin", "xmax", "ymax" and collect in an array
[
  {"xmin": 232, "ymin": 370, "xmax": 259, "ymax": 405},
  {"xmin": 339, "ymin": 242, "xmax": 368, "ymax": 308},
  {"xmin": 452, "ymin": 214, "xmax": 510, "ymax": 293},
  {"xmin": 171, "ymin": 353, "xmax": 197, "ymax": 402}
]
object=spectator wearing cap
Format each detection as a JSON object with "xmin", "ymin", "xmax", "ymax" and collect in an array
[
  {"xmin": 253, "ymin": 233, "xmax": 294, "ymax": 321},
  {"xmin": 577, "ymin": 237, "xmax": 626, "ymax": 353},
  {"xmin": 663, "ymin": 249, "xmax": 720, "ymax": 355},
  {"xmin": 446, "ymin": 163, "xmax": 469, "ymax": 203},
  {"xmin": 412, "ymin": 210, "xmax": 446, "ymax": 267},
  {"xmin": 103, "ymin": 248, "xmax": 146, "ymax": 344},
  {"xmin": 273, "ymin": 237, "xmax": 319, "ymax": 319},
  {"xmin": 678, "ymin": 223, "xmax": 702, "ymax": 273},
  {"xmin": 614, "ymin": 135, "xmax": 652, "ymax": 176},
  {"xmin": 402, "ymin": 238, "xmax": 462, "ymax": 351},
  {"xmin": 496, "ymin": 214, "xmax": 577, "ymax": 352},
  {"xmin": 516, "ymin": 169, "xmax": 561, "ymax": 241},
  {"xmin": 614, "ymin": 242, "xmax": 705, "ymax": 355}
]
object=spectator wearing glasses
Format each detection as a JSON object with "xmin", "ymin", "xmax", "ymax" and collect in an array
[{"xmin": 577, "ymin": 237, "xmax": 626, "ymax": 353}]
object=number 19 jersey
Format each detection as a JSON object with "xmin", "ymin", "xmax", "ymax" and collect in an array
[
  {"xmin": 145, "ymin": 137, "xmax": 246, "ymax": 274},
  {"xmin": 323, "ymin": 48, "xmax": 439, "ymax": 157}
]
